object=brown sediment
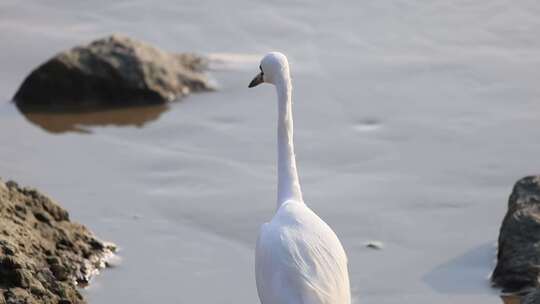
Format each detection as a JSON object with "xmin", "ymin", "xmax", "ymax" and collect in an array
[{"xmin": 0, "ymin": 179, "xmax": 115, "ymax": 304}]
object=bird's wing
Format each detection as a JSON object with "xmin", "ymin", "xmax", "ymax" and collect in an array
[
  {"xmin": 255, "ymin": 223, "xmax": 272, "ymax": 304},
  {"xmin": 256, "ymin": 207, "xmax": 350, "ymax": 304}
]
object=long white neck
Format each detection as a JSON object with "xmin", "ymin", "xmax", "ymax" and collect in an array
[{"xmin": 276, "ymin": 75, "xmax": 303, "ymax": 207}]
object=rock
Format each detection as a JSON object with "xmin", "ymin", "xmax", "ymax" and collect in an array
[
  {"xmin": 523, "ymin": 289, "xmax": 540, "ymax": 304},
  {"xmin": 492, "ymin": 176, "xmax": 540, "ymax": 292},
  {"xmin": 364, "ymin": 241, "xmax": 384, "ymax": 250},
  {"xmin": 0, "ymin": 178, "xmax": 115, "ymax": 304},
  {"xmin": 13, "ymin": 34, "xmax": 213, "ymax": 108}
]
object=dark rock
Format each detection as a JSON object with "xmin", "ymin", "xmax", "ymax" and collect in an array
[
  {"xmin": 50, "ymin": 263, "xmax": 69, "ymax": 281},
  {"xmin": 0, "ymin": 257, "xmax": 23, "ymax": 288},
  {"xmin": 33, "ymin": 212, "xmax": 51, "ymax": 225},
  {"xmin": 5, "ymin": 182, "xmax": 18, "ymax": 190},
  {"xmin": 13, "ymin": 34, "xmax": 213, "ymax": 108},
  {"xmin": 0, "ymin": 241, "xmax": 15, "ymax": 256},
  {"xmin": 492, "ymin": 176, "xmax": 540, "ymax": 292},
  {"xmin": 0, "ymin": 179, "xmax": 116, "ymax": 304},
  {"xmin": 523, "ymin": 289, "xmax": 540, "ymax": 304}
]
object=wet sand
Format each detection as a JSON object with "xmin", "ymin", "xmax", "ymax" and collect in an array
[{"xmin": 2, "ymin": 1, "xmax": 540, "ymax": 303}]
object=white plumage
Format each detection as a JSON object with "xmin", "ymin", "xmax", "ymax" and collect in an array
[{"xmin": 249, "ymin": 52, "xmax": 351, "ymax": 304}]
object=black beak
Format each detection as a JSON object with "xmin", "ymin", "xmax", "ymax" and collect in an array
[{"xmin": 248, "ymin": 72, "xmax": 264, "ymax": 88}]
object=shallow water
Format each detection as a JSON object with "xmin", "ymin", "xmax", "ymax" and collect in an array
[{"xmin": 2, "ymin": 1, "xmax": 540, "ymax": 303}]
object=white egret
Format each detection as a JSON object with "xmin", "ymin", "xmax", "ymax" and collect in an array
[{"xmin": 249, "ymin": 52, "xmax": 352, "ymax": 304}]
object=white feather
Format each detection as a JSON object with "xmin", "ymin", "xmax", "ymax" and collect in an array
[
  {"xmin": 256, "ymin": 201, "xmax": 351, "ymax": 304},
  {"xmin": 251, "ymin": 52, "xmax": 351, "ymax": 304}
]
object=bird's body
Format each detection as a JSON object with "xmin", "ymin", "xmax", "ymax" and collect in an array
[
  {"xmin": 250, "ymin": 52, "xmax": 351, "ymax": 304},
  {"xmin": 256, "ymin": 200, "xmax": 350, "ymax": 304}
]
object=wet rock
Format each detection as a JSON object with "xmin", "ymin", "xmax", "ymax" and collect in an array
[
  {"xmin": 364, "ymin": 241, "xmax": 384, "ymax": 250},
  {"xmin": 492, "ymin": 176, "xmax": 540, "ymax": 292},
  {"xmin": 14, "ymin": 34, "xmax": 213, "ymax": 108},
  {"xmin": 0, "ymin": 178, "xmax": 115, "ymax": 304},
  {"xmin": 523, "ymin": 289, "xmax": 540, "ymax": 304}
]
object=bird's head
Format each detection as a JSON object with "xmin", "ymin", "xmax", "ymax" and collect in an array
[{"xmin": 248, "ymin": 52, "xmax": 290, "ymax": 88}]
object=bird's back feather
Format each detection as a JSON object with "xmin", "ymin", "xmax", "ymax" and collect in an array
[{"xmin": 256, "ymin": 200, "xmax": 351, "ymax": 304}]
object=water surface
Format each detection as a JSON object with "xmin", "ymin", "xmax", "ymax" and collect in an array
[{"xmin": 2, "ymin": 1, "xmax": 540, "ymax": 303}]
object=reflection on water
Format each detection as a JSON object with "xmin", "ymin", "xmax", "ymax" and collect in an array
[
  {"xmin": 16, "ymin": 104, "xmax": 170, "ymax": 134},
  {"xmin": 501, "ymin": 295, "xmax": 520, "ymax": 304}
]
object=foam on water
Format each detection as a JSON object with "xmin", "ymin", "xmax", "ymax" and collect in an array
[{"xmin": 207, "ymin": 53, "xmax": 264, "ymax": 71}]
